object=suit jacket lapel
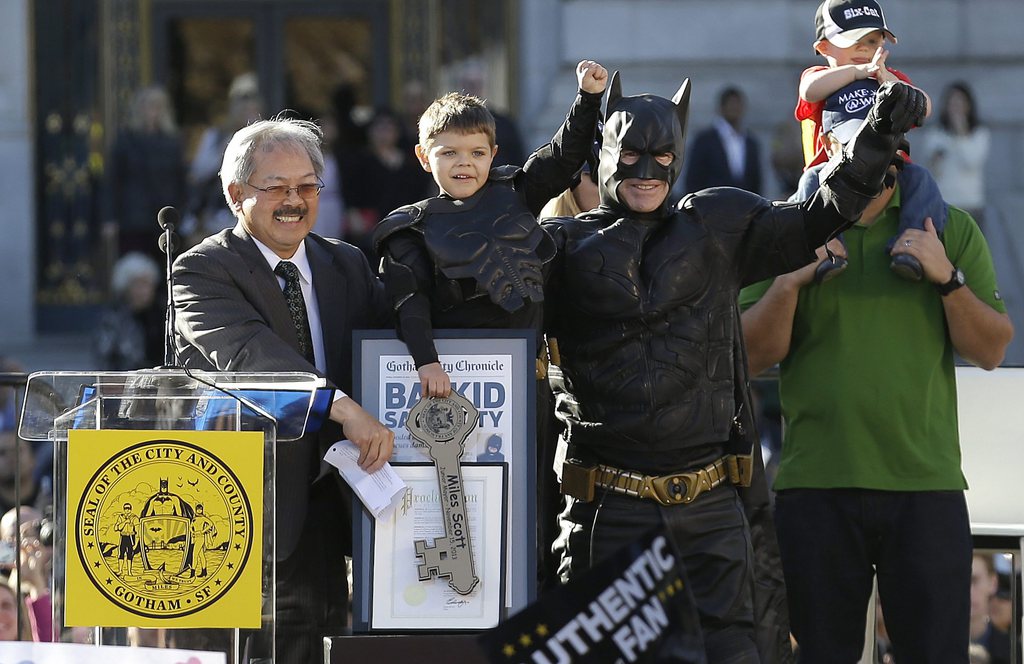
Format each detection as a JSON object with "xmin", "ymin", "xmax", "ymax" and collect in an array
[
  {"xmin": 228, "ymin": 223, "xmax": 301, "ymax": 349},
  {"xmin": 307, "ymin": 236, "xmax": 348, "ymax": 380}
]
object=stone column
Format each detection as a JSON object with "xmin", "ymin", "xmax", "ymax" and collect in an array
[{"xmin": 0, "ymin": 0, "xmax": 34, "ymax": 345}]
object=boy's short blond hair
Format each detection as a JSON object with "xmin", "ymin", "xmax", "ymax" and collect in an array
[{"xmin": 417, "ymin": 92, "xmax": 496, "ymax": 148}]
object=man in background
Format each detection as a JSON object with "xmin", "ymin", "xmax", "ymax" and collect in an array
[{"xmin": 684, "ymin": 86, "xmax": 763, "ymax": 195}]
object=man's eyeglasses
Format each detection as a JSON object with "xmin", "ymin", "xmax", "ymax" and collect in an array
[{"xmin": 244, "ymin": 178, "xmax": 325, "ymax": 201}]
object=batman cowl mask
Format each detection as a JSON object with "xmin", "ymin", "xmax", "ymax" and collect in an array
[{"xmin": 598, "ymin": 73, "xmax": 691, "ymax": 215}]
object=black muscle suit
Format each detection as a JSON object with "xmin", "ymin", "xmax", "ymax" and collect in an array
[{"xmin": 544, "ymin": 75, "xmax": 926, "ymax": 663}]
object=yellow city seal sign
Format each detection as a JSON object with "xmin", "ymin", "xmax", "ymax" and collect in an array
[{"xmin": 75, "ymin": 438, "xmax": 254, "ymax": 619}]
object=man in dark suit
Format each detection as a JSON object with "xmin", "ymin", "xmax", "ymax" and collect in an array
[
  {"xmin": 172, "ymin": 116, "xmax": 393, "ymax": 663},
  {"xmin": 683, "ymin": 86, "xmax": 763, "ymax": 195}
]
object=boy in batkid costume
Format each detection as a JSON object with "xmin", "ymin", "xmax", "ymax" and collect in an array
[{"xmin": 372, "ymin": 60, "xmax": 607, "ymax": 591}]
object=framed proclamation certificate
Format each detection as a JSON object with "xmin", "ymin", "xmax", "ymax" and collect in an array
[{"xmin": 368, "ymin": 464, "xmax": 506, "ymax": 630}]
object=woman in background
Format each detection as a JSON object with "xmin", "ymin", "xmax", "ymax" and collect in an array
[
  {"xmin": 920, "ymin": 81, "xmax": 991, "ymax": 228},
  {"xmin": 93, "ymin": 252, "xmax": 163, "ymax": 370},
  {"xmin": 539, "ymin": 161, "xmax": 600, "ymax": 219},
  {"xmin": 107, "ymin": 86, "xmax": 186, "ymax": 261}
]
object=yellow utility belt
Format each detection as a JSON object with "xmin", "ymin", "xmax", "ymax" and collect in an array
[{"xmin": 561, "ymin": 454, "xmax": 753, "ymax": 506}]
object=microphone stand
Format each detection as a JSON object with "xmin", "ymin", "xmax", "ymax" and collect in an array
[
  {"xmin": 156, "ymin": 206, "xmax": 179, "ymax": 368},
  {"xmin": 152, "ymin": 206, "xmax": 259, "ymax": 410}
]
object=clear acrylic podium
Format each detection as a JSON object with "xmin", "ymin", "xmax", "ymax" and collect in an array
[{"xmin": 19, "ymin": 369, "xmax": 329, "ymax": 664}]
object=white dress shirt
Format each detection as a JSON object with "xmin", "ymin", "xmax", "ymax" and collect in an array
[
  {"xmin": 252, "ymin": 237, "xmax": 328, "ymax": 374},
  {"xmin": 714, "ymin": 116, "xmax": 748, "ymax": 182},
  {"xmin": 252, "ymin": 236, "xmax": 349, "ymax": 401}
]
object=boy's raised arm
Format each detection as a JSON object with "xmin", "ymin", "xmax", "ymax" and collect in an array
[
  {"xmin": 802, "ymin": 63, "xmax": 875, "ymax": 102},
  {"xmin": 520, "ymin": 60, "xmax": 607, "ymax": 215}
]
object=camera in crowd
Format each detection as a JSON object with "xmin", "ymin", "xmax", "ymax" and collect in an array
[{"xmin": 39, "ymin": 514, "xmax": 54, "ymax": 548}]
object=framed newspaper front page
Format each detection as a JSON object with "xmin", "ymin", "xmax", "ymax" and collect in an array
[{"xmin": 352, "ymin": 330, "xmax": 537, "ymax": 631}]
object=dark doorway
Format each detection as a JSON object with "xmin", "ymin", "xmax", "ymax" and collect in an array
[{"xmin": 150, "ymin": 1, "xmax": 389, "ymax": 161}]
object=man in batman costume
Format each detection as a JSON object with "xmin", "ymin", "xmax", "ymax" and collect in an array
[{"xmin": 543, "ymin": 74, "xmax": 927, "ymax": 662}]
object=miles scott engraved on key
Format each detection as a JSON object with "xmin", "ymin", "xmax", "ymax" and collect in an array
[{"xmin": 406, "ymin": 392, "xmax": 481, "ymax": 595}]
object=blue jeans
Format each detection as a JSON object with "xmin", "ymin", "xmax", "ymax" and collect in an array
[{"xmin": 774, "ymin": 489, "xmax": 971, "ymax": 663}]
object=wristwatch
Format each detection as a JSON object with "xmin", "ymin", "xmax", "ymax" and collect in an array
[{"xmin": 936, "ymin": 267, "xmax": 966, "ymax": 296}]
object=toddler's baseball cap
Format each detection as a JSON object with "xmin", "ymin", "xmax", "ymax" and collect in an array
[
  {"xmin": 821, "ymin": 79, "xmax": 879, "ymax": 145},
  {"xmin": 815, "ymin": 0, "xmax": 898, "ymax": 48}
]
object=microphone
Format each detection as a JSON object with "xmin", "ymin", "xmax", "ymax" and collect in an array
[
  {"xmin": 157, "ymin": 205, "xmax": 179, "ymax": 230},
  {"xmin": 157, "ymin": 233, "xmax": 177, "ymax": 255},
  {"xmin": 157, "ymin": 206, "xmax": 180, "ymax": 368}
]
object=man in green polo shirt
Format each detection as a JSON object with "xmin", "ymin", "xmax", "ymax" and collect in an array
[{"xmin": 738, "ymin": 79, "xmax": 1014, "ymax": 661}]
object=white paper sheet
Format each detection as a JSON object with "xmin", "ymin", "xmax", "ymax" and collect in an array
[{"xmin": 324, "ymin": 440, "xmax": 406, "ymax": 519}]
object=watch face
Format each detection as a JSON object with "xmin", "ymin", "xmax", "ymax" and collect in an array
[{"xmin": 939, "ymin": 267, "xmax": 966, "ymax": 295}]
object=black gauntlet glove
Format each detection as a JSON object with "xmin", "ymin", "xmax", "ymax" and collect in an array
[
  {"xmin": 867, "ymin": 80, "xmax": 927, "ymax": 134},
  {"xmin": 818, "ymin": 81, "xmax": 928, "ymax": 221},
  {"xmin": 884, "ymin": 136, "xmax": 912, "ymax": 188}
]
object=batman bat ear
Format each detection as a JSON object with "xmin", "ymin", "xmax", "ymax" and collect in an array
[
  {"xmin": 603, "ymin": 71, "xmax": 622, "ymax": 120},
  {"xmin": 672, "ymin": 78, "xmax": 691, "ymax": 137}
]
